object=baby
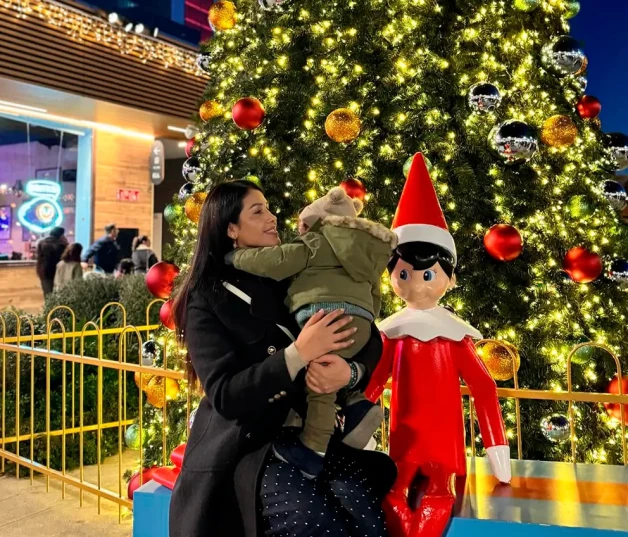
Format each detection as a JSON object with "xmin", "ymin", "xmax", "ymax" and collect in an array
[{"xmin": 227, "ymin": 186, "xmax": 397, "ymax": 478}]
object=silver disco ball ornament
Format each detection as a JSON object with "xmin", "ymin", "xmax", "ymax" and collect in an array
[
  {"xmin": 259, "ymin": 0, "xmax": 287, "ymax": 9},
  {"xmin": 185, "ymin": 125, "xmax": 200, "ymax": 140},
  {"xmin": 542, "ymin": 36, "xmax": 587, "ymax": 78},
  {"xmin": 540, "ymin": 414, "xmax": 570, "ymax": 443},
  {"xmin": 179, "ymin": 182, "xmax": 195, "ymax": 202},
  {"xmin": 196, "ymin": 52, "xmax": 211, "ymax": 73},
  {"xmin": 182, "ymin": 157, "xmax": 202, "ymax": 183},
  {"xmin": 468, "ymin": 83, "xmax": 502, "ymax": 113},
  {"xmin": 602, "ymin": 180, "xmax": 628, "ymax": 211},
  {"xmin": 188, "ymin": 408, "xmax": 198, "ymax": 431},
  {"xmin": 609, "ymin": 259, "xmax": 628, "ymax": 287},
  {"xmin": 606, "ymin": 133, "xmax": 628, "ymax": 171},
  {"xmin": 141, "ymin": 340, "xmax": 161, "ymax": 366},
  {"xmin": 574, "ymin": 75, "xmax": 588, "ymax": 94},
  {"xmin": 489, "ymin": 120, "xmax": 539, "ymax": 164}
]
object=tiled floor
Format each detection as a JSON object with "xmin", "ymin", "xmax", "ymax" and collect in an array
[{"xmin": 0, "ymin": 451, "xmax": 137, "ymax": 537}]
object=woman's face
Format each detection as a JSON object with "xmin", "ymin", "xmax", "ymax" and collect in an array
[{"xmin": 229, "ymin": 189, "xmax": 279, "ymax": 248}]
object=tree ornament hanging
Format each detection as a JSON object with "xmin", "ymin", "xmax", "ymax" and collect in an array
[
  {"xmin": 164, "ymin": 203, "xmax": 182, "ymax": 224},
  {"xmin": 141, "ymin": 340, "xmax": 161, "ymax": 366},
  {"xmin": 541, "ymin": 115, "xmax": 578, "ymax": 148},
  {"xmin": 576, "ymin": 95, "xmax": 601, "ymax": 119},
  {"xmin": 325, "ymin": 108, "xmax": 361, "ymax": 143},
  {"xmin": 182, "ymin": 157, "xmax": 202, "ymax": 183},
  {"xmin": 208, "ymin": 0, "xmax": 237, "ymax": 31},
  {"xmin": 196, "ymin": 52, "xmax": 211, "ymax": 73},
  {"xmin": 125, "ymin": 424, "xmax": 141, "ymax": 450},
  {"xmin": 468, "ymin": 82, "xmax": 502, "ymax": 113},
  {"xmin": 185, "ymin": 192, "xmax": 207, "ymax": 224},
  {"xmin": 145, "ymin": 376, "xmax": 180, "ymax": 408},
  {"xmin": 606, "ymin": 133, "xmax": 628, "ymax": 171},
  {"xmin": 513, "ymin": 0, "xmax": 540, "ymax": 11},
  {"xmin": 134, "ymin": 371, "xmax": 154, "ymax": 391},
  {"xmin": 232, "ymin": 97, "xmax": 265, "ymax": 130},
  {"xmin": 602, "ymin": 180, "xmax": 628, "ymax": 211},
  {"xmin": 604, "ymin": 376, "xmax": 628, "ymax": 424},
  {"xmin": 563, "ymin": 247, "xmax": 603, "ymax": 283},
  {"xmin": 483, "ymin": 224, "xmax": 523, "ymax": 261},
  {"xmin": 565, "ymin": 195, "xmax": 594, "ymax": 219},
  {"xmin": 184, "ymin": 125, "xmax": 199, "ymax": 140},
  {"xmin": 185, "ymin": 138, "xmax": 196, "ymax": 158},
  {"xmin": 160, "ymin": 299, "xmax": 176, "ymax": 330},
  {"xmin": 564, "ymin": 1, "xmax": 580, "ymax": 19},
  {"xmin": 573, "ymin": 75, "xmax": 588, "ymax": 94},
  {"xmin": 489, "ymin": 120, "xmax": 539, "ymax": 164},
  {"xmin": 146, "ymin": 262, "xmax": 180, "ymax": 299},
  {"xmin": 259, "ymin": 0, "xmax": 287, "ymax": 10},
  {"xmin": 608, "ymin": 259, "xmax": 628, "ymax": 287},
  {"xmin": 403, "ymin": 155, "xmax": 432, "ymax": 178},
  {"xmin": 179, "ymin": 182, "xmax": 195, "ymax": 202},
  {"xmin": 540, "ymin": 414, "xmax": 570, "ymax": 443},
  {"xmin": 477, "ymin": 340, "xmax": 521, "ymax": 382},
  {"xmin": 199, "ymin": 100, "xmax": 223, "ymax": 122},
  {"xmin": 542, "ymin": 36, "xmax": 587, "ymax": 78},
  {"xmin": 340, "ymin": 177, "xmax": 366, "ymax": 201}
]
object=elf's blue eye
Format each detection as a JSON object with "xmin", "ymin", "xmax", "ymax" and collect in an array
[
  {"xmin": 400, "ymin": 269, "xmax": 409, "ymax": 281},
  {"xmin": 423, "ymin": 270, "xmax": 436, "ymax": 282}
]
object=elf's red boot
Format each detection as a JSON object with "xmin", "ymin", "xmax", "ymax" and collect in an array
[
  {"xmin": 383, "ymin": 461, "xmax": 420, "ymax": 537},
  {"xmin": 410, "ymin": 463, "xmax": 456, "ymax": 537}
]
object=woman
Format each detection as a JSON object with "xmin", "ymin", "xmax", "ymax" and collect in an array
[
  {"xmin": 53, "ymin": 242, "xmax": 83, "ymax": 290},
  {"xmin": 131, "ymin": 235, "xmax": 158, "ymax": 274},
  {"xmin": 170, "ymin": 180, "xmax": 395, "ymax": 537}
]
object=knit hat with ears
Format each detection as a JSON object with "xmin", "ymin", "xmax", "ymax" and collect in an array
[{"xmin": 299, "ymin": 186, "xmax": 364, "ymax": 227}]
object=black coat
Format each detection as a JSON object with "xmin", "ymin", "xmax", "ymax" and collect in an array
[{"xmin": 169, "ymin": 271, "xmax": 395, "ymax": 537}]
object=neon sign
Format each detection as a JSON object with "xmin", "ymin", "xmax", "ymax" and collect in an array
[{"xmin": 17, "ymin": 180, "xmax": 63, "ymax": 234}]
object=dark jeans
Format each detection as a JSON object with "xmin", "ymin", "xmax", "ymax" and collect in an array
[
  {"xmin": 260, "ymin": 439, "xmax": 387, "ymax": 536},
  {"xmin": 40, "ymin": 279, "xmax": 54, "ymax": 297}
]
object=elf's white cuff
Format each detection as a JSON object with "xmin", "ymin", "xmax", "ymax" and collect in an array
[{"xmin": 486, "ymin": 445, "xmax": 511, "ymax": 484}]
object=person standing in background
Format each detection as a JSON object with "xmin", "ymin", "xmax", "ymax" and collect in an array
[
  {"xmin": 132, "ymin": 235, "xmax": 158, "ymax": 274},
  {"xmin": 82, "ymin": 223, "xmax": 120, "ymax": 274},
  {"xmin": 36, "ymin": 226, "xmax": 67, "ymax": 298},
  {"xmin": 54, "ymin": 243, "xmax": 83, "ymax": 291}
]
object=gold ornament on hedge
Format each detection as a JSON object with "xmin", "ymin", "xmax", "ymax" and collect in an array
[
  {"xmin": 477, "ymin": 340, "xmax": 521, "ymax": 381},
  {"xmin": 199, "ymin": 100, "xmax": 223, "ymax": 122},
  {"xmin": 134, "ymin": 371, "xmax": 154, "ymax": 391},
  {"xmin": 185, "ymin": 192, "xmax": 207, "ymax": 224},
  {"xmin": 541, "ymin": 115, "xmax": 578, "ymax": 148},
  {"xmin": 325, "ymin": 108, "xmax": 361, "ymax": 143},
  {"xmin": 208, "ymin": 1, "xmax": 237, "ymax": 31},
  {"xmin": 145, "ymin": 377, "xmax": 181, "ymax": 409}
]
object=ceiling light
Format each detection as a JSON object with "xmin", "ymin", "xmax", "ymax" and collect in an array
[
  {"xmin": 124, "ymin": 22, "xmax": 133, "ymax": 32},
  {"xmin": 134, "ymin": 23, "xmax": 145, "ymax": 34},
  {"xmin": 0, "ymin": 100, "xmax": 47, "ymax": 113},
  {"xmin": 167, "ymin": 126, "xmax": 187, "ymax": 134},
  {"xmin": 153, "ymin": 27, "xmax": 159, "ymax": 38},
  {"xmin": 108, "ymin": 12, "xmax": 120, "ymax": 24}
]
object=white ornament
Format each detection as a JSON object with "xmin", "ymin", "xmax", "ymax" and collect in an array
[{"xmin": 259, "ymin": 0, "xmax": 286, "ymax": 10}]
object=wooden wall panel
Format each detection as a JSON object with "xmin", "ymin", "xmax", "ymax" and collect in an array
[
  {"xmin": 92, "ymin": 132, "xmax": 154, "ymax": 241},
  {"xmin": 0, "ymin": 6, "xmax": 207, "ymax": 119},
  {"xmin": 0, "ymin": 263, "xmax": 43, "ymax": 313}
]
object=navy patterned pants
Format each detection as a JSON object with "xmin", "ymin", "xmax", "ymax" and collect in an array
[{"xmin": 260, "ymin": 450, "xmax": 387, "ymax": 537}]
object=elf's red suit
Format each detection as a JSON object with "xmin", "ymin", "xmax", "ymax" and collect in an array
[{"xmin": 367, "ymin": 153, "xmax": 511, "ymax": 537}]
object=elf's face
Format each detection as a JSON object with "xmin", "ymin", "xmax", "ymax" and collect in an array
[{"xmin": 390, "ymin": 259, "xmax": 455, "ymax": 310}]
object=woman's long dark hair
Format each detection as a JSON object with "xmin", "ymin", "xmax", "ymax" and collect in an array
[
  {"xmin": 133, "ymin": 235, "xmax": 149, "ymax": 250},
  {"xmin": 61, "ymin": 243, "xmax": 83, "ymax": 263},
  {"xmin": 173, "ymin": 180, "xmax": 263, "ymax": 387}
]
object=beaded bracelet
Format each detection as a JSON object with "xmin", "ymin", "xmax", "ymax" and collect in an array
[{"xmin": 347, "ymin": 362, "xmax": 359, "ymax": 390}]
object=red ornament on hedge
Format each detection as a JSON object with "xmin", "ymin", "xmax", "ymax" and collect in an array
[
  {"xmin": 128, "ymin": 466, "xmax": 158, "ymax": 499},
  {"xmin": 604, "ymin": 376, "xmax": 628, "ymax": 424},
  {"xmin": 160, "ymin": 300, "xmax": 176, "ymax": 330},
  {"xmin": 146, "ymin": 262, "xmax": 180, "ymax": 299},
  {"xmin": 563, "ymin": 247, "xmax": 603, "ymax": 283},
  {"xmin": 232, "ymin": 97, "xmax": 265, "ymax": 130},
  {"xmin": 576, "ymin": 95, "xmax": 602, "ymax": 120},
  {"xmin": 340, "ymin": 177, "xmax": 366, "ymax": 201},
  {"xmin": 483, "ymin": 224, "xmax": 523, "ymax": 261},
  {"xmin": 185, "ymin": 138, "xmax": 196, "ymax": 158}
]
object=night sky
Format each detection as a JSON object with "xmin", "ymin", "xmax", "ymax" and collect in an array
[{"xmin": 570, "ymin": 0, "xmax": 628, "ymax": 133}]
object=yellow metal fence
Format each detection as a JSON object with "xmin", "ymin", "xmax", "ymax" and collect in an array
[{"xmin": 0, "ymin": 301, "xmax": 627, "ymax": 522}]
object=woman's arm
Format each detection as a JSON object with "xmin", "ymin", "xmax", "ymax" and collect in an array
[{"xmin": 186, "ymin": 296, "xmax": 300, "ymax": 422}]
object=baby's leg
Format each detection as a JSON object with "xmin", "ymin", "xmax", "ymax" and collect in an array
[
  {"xmin": 334, "ymin": 315, "xmax": 372, "ymax": 359},
  {"xmin": 301, "ymin": 389, "xmax": 338, "ymax": 454}
]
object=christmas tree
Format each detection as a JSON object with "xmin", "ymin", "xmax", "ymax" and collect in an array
[{"xmin": 146, "ymin": 0, "xmax": 628, "ymax": 468}]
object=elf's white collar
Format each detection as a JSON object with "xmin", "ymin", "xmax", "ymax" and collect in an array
[{"xmin": 378, "ymin": 306, "xmax": 482, "ymax": 342}]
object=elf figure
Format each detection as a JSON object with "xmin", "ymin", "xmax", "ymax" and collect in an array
[{"xmin": 366, "ymin": 154, "xmax": 511, "ymax": 537}]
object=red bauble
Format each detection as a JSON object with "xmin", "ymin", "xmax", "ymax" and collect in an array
[
  {"xmin": 146, "ymin": 262, "xmax": 180, "ymax": 299},
  {"xmin": 604, "ymin": 376, "xmax": 628, "ymax": 424},
  {"xmin": 563, "ymin": 247, "xmax": 603, "ymax": 283},
  {"xmin": 232, "ymin": 97, "xmax": 265, "ymax": 130},
  {"xmin": 483, "ymin": 224, "xmax": 523, "ymax": 261},
  {"xmin": 576, "ymin": 95, "xmax": 602, "ymax": 120},
  {"xmin": 160, "ymin": 300, "xmax": 176, "ymax": 330},
  {"xmin": 128, "ymin": 467, "xmax": 158, "ymax": 499},
  {"xmin": 340, "ymin": 178, "xmax": 366, "ymax": 201},
  {"xmin": 185, "ymin": 138, "xmax": 196, "ymax": 158}
]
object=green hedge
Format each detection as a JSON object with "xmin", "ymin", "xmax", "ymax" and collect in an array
[{"xmin": 1, "ymin": 275, "xmax": 159, "ymax": 476}]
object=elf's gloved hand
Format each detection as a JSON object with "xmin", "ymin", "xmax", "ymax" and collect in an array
[
  {"xmin": 486, "ymin": 444, "xmax": 511, "ymax": 484},
  {"xmin": 224, "ymin": 250, "xmax": 237, "ymax": 265}
]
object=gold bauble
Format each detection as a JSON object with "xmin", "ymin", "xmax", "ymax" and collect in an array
[
  {"xmin": 325, "ymin": 108, "xmax": 361, "ymax": 143},
  {"xmin": 145, "ymin": 377, "xmax": 181, "ymax": 409},
  {"xmin": 134, "ymin": 372, "xmax": 154, "ymax": 391},
  {"xmin": 541, "ymin": 115, "xmax": 578, "ymax": 148},
  {"xmin": 477, "ymin": 340, "xmax": 521, "ymax": 381},
  {"xmin": 199, "ymin": 100, "xmax": 223, "ymax": 122},
  {"xmin": 185, "ymin": 192, "xmax": 207, "ymax": 224},
  {"xmin": 208, "ymin": 1, "xmax": 237, "ymax": 31},
  {"xmin": 382, "ymin": 388, "xmax": 392, "ymax": 409}
]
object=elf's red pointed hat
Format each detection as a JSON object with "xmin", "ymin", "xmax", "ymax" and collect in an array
[{"xmin": 392, "ymin": 153, "xmax": 457, "ymax": 263}]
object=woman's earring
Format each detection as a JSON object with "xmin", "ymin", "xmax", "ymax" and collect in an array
[{"xmin": 233, "ymin": 240, "xmax": 238, "ymax": 249}]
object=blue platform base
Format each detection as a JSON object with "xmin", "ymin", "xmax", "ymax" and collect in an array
[
  {"xmin": 133, "ymin": 480, "xmax": 171, "ymax": 537},
  {"xmin": 447, "ymin": 519, "xmax": 626, "ymax": 537}
]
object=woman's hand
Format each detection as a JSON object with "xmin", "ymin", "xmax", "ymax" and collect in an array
[
  {"xmin": 294, "ymin": 309, "xmax": 356, "ymax": 363},
  {"xmin": 306, "ymin": 355, "xmax": 352, "ymax": 394}
]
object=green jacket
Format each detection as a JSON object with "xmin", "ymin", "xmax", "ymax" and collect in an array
[{"xmin": 232, "ymin": 216, "xmax": 398, "ymax": 317}]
